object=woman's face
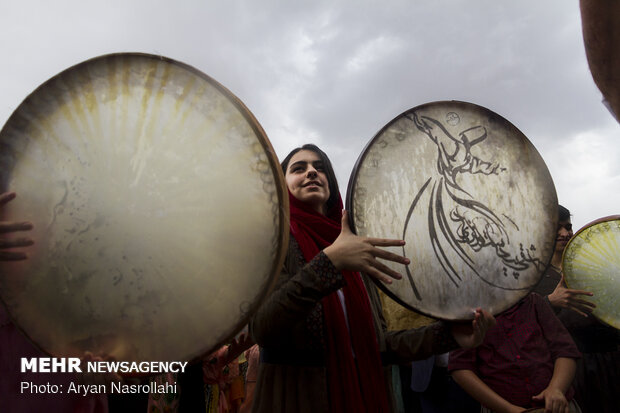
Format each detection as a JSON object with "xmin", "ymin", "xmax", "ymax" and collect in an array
[
  {"xmin": 285, "ymin": 149, "xmax": 330, "ymax": 215},
  {"xmin": 555, "ymin": 219, "xmax": 573, "ymax": 254}
]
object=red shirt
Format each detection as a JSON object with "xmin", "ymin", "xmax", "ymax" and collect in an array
[{"xmin": 448, "ymin": 293, "xmax": 581, "ymax": 408}]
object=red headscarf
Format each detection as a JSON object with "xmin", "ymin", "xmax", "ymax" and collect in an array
[{"xmin": 288, "ymin": 191, "xmax": 390, "ymax": 413}]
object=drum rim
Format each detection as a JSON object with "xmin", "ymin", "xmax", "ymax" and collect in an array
[
  {"xmin": 345, "ymin": 100, "xmax": 556, "ymax": 321},
  {"xmin": 0, "ymin": 52, "xmax": 290, "ymax": 367},
  {"xmin": 564, "ymin": 214, "xmax": 620, "ymax": 241}
]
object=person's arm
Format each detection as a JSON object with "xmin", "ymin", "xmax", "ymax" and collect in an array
[
  {"xmin": 382, "ymin": 309, "xmax": 495, "ymax": 363},
  {"xmin": 360, "ymin": 273, "xmax": 456, "ymax": 361},
  {"xmin": 382, "ymin": 311, "xmax": 495, "ymax": 364},
  {"xmin": 531, "ymin": 357, "xmax": 576, "ymax": 413},
  {"xmin": 362, "ymin": 275, "xmax": 495, "ymax": 363},
  {"xmin": 452, "ymin": 369, "xmax": 525, "ymax": 413},
  {"xmin": 251, "ymin": 211, "xmax": 411, "ymax": 348},
  {"xmin": 250, "ymin": 244, "xmax": 345, "ymax": 348}
]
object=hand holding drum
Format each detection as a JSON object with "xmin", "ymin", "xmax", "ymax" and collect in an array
[
  {"xmin": 547, "ymin": 273, "xmax": 595, "ymax": 318},
  {"xmin": 324, "ymin": 211, "xmax": 409, "ymax": 285}
]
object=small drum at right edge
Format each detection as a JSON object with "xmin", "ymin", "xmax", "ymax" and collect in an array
[{"xmin": 562, "ymin": 215, "xmax": 620, "ymax": 330}]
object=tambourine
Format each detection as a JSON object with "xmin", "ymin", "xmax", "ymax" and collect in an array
[
  {"xmin": 347, "ymin": 101, "xmax": 557, "ymax": 320},
  {"xmin": 0, "ymin": 53, "xmax": 289, "ymax": 363},
  {"xmin": 563, "ymin": 215, "xmax": 620, "ymax": 330}
]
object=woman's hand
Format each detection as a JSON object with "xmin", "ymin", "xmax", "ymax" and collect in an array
[
  {"xmin": 323, "ymin": 211, "xmax": 410, "ymax": 284},
  {"xmin": 548, "ymin": 274, "xmax": 595, "ymax": 317},
  {"xmin": 449, "ymin": 308, "xmax": 496, "ymax": 349},
  {"xmin": 0, "ymin": 192, "xmax": 34, "ymax": 261}
]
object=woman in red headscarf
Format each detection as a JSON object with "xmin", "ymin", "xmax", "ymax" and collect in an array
[{"xmin": 250, "ymin": 144, "xmax": 495, "ymax": 413}]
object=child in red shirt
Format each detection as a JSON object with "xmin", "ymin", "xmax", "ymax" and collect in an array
[{"xmin": 449, "ymin": 293, "xmax": 581, "ymax": 413}]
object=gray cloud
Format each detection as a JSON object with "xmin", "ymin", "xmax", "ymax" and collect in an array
[{"xmin": 0, "ymin": 0, "xmax": 618, "ymax": 229}]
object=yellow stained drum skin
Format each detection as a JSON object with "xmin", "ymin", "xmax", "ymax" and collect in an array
[
  {"xmin": 562, "ymin": 215, "xmax": 620, "ymax": 330},
  {"xmin": 0, "ymin": 53, "xmax": 289, "ymax": 364}
]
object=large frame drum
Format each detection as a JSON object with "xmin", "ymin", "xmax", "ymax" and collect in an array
[
  {"xmin": 347, "ymin": 101, "xmax": 557, "ymax": 320},
  {"xmin": 0, "ymin": 53, "xmax": 289, "ymax": 363}
]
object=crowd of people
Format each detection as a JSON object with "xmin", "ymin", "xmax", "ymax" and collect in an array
[{"xmin": 2, "ymin": 142, "xmax": 619, "ymax": 413}]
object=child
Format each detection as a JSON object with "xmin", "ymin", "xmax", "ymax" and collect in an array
[{"xmin": 448, "ymin": 293, "xmax": 581, "ymax": 413}]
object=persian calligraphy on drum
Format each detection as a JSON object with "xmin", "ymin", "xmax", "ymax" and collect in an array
[
  {"xmin": 0, "ymin": 53, "xmax": 288, "ymax": 363},
  {"xmin": 347, "ymin": 101, "xmax": 557, "ymax": 320},
  {"xmin": 563, "ymin": 216, "xmax": 620, "ymax": 329}
]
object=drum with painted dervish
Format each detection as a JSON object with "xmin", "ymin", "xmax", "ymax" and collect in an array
[
  {"xmin": 347, "ymin": 101, "xmax": 557, "ymax": 320},
  {"xmin": 563, "ymin": 215, "xmax": 620, "ymax": 330},
  {"xmin": 0, "ymin": 53, "xmax": 289, "ymax": 363}
]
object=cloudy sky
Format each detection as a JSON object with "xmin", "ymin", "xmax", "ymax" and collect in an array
[{"xmin": 1, "ymin": 0, "xmax": 618, "ymax": 230}]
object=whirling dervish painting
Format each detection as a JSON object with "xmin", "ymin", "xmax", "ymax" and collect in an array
[
  {"xmin": 347, "ymin": 101, "xmax": 557, "ymax": 320},
  {"xmin": 401, "ymin": 112, "xmax": 545, "ymax": 301}
]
